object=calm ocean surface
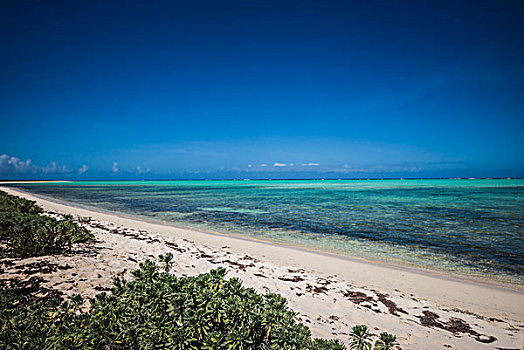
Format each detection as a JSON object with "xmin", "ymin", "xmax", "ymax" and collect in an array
[{"xmin": 10, "ymin": 179, "xmax": 524, "ymax": 284}]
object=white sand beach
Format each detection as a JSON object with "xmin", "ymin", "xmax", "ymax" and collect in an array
[{"xmin": 1, "ymin": 186, "xmax": 522, "ymax": 349}]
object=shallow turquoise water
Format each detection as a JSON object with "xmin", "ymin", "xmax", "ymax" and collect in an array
[{"xmin": 10, "ymin": 179, "xmax": 524, "ymax": 284}]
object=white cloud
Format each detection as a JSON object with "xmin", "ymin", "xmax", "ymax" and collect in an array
[
  {"xmin": 137, "ymin": 165, "xmax": 151, "ymax": 174},
  {"xmin": 0, "ymin": 154, "xmax": 68, "ymax": 175},
  {"xmin": 273, "ymin": 162, "xmax": 287, "ymax": 167},
  {"xmin": 42, "ymin": 161, "xmax": 68, "ymax": 174},
  {"xmin": 260, "ymin": 164, "xmax": 267, "ymax": 167},
  {"xmin": 247, "ymin": 164, "xmax": 252, "ymax": 168},
  {"xmin": 302, "ymin": 162, "xmax": 319, "ymax": 167},
  {"xmin": 0, "ymin": 154, "xmax": 33, "ymax": 173},
  {"xmin": 112, "ymin": 162, "xmax": 119, "ymax": 173},
  {"xmin": 78, "ymin": 164, "xmax": 89, "ymax": 175}
]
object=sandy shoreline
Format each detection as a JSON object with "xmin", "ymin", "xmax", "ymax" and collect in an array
[
  {"xmin": 1, "ymin": 186, "xmax": 523, "ymax": 349},
  {"xmin": 6, "ymin": 185, "xmax": 522, "ymax": 293}
]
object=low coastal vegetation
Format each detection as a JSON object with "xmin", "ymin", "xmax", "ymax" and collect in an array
[
  {"xmin": 0, "ymin": 190, "xmax": 93, "ymax": 257},
  {"xmin": 0, "ymin": 190, "xmax": 399, "ymax": 349},
  {"xmin": 1, "ymin": 259, "xmax": 398, "ymax": 349}
]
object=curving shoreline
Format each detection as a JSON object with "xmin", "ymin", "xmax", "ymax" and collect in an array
[
  {"xmin": 4, "ymin": 185, "xmax": 522, "ymax": 293},
  {"xmin": 1, "ymin": 185, "xmax": 523, "ymax": 349},
  {"xmin": 7, "ymin": 179, "xmax": 523, "ymax": 288}
]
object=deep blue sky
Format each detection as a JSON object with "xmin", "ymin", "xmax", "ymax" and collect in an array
[{"xmin": 1, "ymin": 0, "xmax": 523, "ymax": 179}]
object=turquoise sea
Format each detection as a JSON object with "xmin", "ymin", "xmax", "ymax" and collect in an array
[{"xmin": 8, "ymin": 179, "xmax": 524, "ymax": 285}]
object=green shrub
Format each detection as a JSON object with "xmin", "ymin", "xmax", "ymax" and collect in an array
[
  {"xmin": 0, "ymin": 213, "xmax": 93, "ymax": 257},
  {"xmin": 0, "ymin": 190, "xmax": 93, "ymax": 257},
  {"xmin": 373, "ymin": 332, "xmax": 399, "ymax": 350},
  {"xmin": 58, "ymin": 262, "xmax": 345, "ymax": 349},
  {"xmin": 0, "ymin": 279, "xmax": 62, "ymax": 349},
  {"xmin": 349, "ymin": 325, "xmax": 372, "ymax": 350},
  {"xmin": 0, "ymin": 190, "xmax": 43, "ymax": 214},
  {"xmin": 0, "ymin": 261, "xmax": 349, "ymax": 349}
]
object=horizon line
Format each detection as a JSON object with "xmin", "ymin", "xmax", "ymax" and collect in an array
[{"xmin": 1, "ymin": 177, "xmax": 523, "ymax": 182}]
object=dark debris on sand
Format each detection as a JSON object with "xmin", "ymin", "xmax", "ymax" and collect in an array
[
  {"xmin": 417, "ymin": 310, "xmax": 496, "ymax": 343},
  {"xmin": 278, "ymin": 275, "xmax": 305, "ymax": 282},
  {"xmin": 342, "ymin": 290, "xmax": 374, "ymax": 304},
  {"xmin": 375, "ymin": 292, "xmax": 407, "ymax": 316},
  {"xmin": 305, "ymin": 283, "xmax": 329, "ymax": 295}
]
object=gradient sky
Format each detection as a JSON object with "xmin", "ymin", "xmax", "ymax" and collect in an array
[{"xmin": 1, "ymin": 0, "xmax": 523, "ymax": 179}]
